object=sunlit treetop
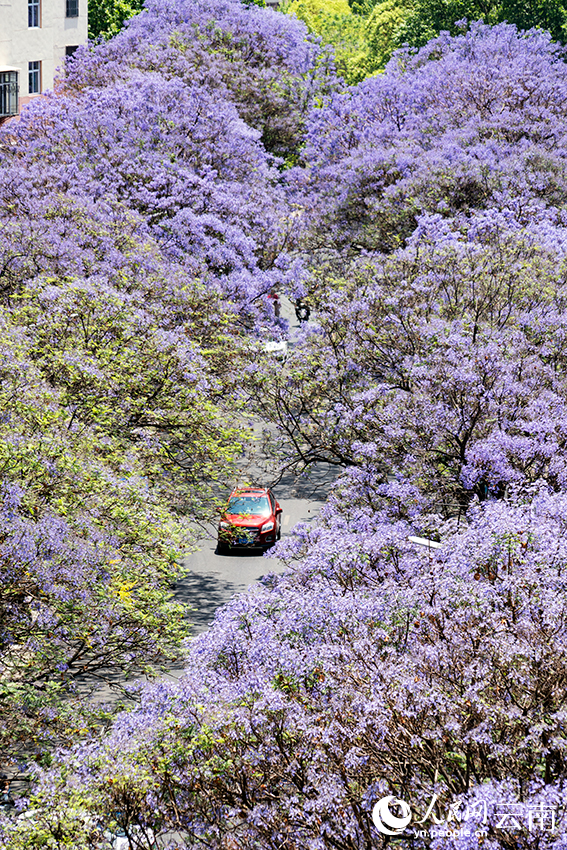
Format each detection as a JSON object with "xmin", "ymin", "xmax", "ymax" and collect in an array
[{"xmin": 64, "ymin": 0, "xmax": 337, "ymax": 158}]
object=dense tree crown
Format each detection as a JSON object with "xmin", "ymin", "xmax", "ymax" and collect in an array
[
  {"xmin": 88, "ymin": 0, "xmax": 567, "ymax": 81},
  {"xmin": 0, "ymin": 0, "xmax": 329, "ymax": 766},
  {"xmin": 274, "ymin": 22, "xmax": 567, "ymax": 514},
  {"xmin": 283, "ymin": 0, "xmax": 567, "ymax": 81},
  {"xmin": 2, "ymin": 4, "xmax": 567, "ymax": 850},
  {"xmin": 88, "ymin": 0, "xmax": 145, "ymax": 39}
]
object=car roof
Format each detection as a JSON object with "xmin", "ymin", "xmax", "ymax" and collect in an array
[{"xmin": 230, "ymin": 487, "xmax": 269, "ymax": 496}]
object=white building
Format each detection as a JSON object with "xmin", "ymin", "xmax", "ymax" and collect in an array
[{"xmin": 0, "ymin": 0, "xmax": 87, "ymax": 120}]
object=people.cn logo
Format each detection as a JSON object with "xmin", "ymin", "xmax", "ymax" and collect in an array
[{"xmin": 372, "ymin": 796, "xmax": 412, "ymax": 836}]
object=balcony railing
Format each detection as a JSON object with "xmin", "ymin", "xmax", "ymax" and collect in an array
[{"xmin": 0, "ymin": 72, "xmax": 18, "ymax": 118}]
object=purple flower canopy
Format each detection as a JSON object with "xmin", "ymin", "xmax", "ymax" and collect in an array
[
  {"xmin": 32, "ymin": 486, "xmax": 567, "ymax": 849},
  {"xmin": 297, "ymin": 21, "xmax": 567, "ymax": 252},
  {"xmin": 0, "ymin": 0, "xmax": 330, "ymax": 769},
  {"xmin": 273, "ymin": 21, "xmax": 567, "ymax": 517},
  {"xmin": 4, "ymin": 10, "xmax": 567, "ymax": 850}
]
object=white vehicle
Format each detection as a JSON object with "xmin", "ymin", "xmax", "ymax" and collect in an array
[{"xmin": 263, "ymin": 339, "xmax": 288, "ymax": 357}]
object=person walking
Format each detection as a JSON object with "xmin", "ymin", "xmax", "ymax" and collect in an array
[
  {"xmin": 268, "ymin": 290, "xmax": 281, "ymax": 318},
  {"xmin": 294, "ymin": 298, "xmax": 310, "ymax": 323}
]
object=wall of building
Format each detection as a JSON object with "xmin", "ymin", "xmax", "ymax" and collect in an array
[{"xmin": 0, "ymin": 0, "xmax": 87, "ymax": 116}]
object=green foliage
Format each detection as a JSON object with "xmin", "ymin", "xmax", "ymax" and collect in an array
[
  {"xmin": 396, "ymin": 0, "xmax": 567, "ymax": 51},
  {"xmin": 502, "ymin": 0, "xmax": 567, "ymax": 39},
  {"xmin": 0, "ymin": 305, "xmax": 195, "ymax": 759},
  {"xmin": 282, "ymin": 0, "xmax": 381, "ymax": 82},
  {"xmin": 0, "ymin": 209, "xmax": 256, "ymax": 760},
  {"xmin": 365, "ymin": 0, "xmax": 414, "ymax": 67},
  {"xmin": 285, "ymin": 0, "xmax": 353, "ymax": 26},
  {"xmin": 285, "ymin": 0, "xmax": 567, "ymax": 81},
  {"xmin": 88, "ymin": 0, "xmax": 144, "ymax": 40}
]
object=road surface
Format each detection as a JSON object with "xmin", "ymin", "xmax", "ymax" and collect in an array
[
  {"xmin": 164, "ymin": 295, "xmax": 337, "ymax": 673},
  {"xmin": 88, "ymin": 296, "xmax": 338, "ymax": 692}
]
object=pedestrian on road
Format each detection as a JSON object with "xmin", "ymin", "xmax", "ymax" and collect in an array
[
  {"xmin": 268, "ymin": 290, "xmax": 281, "ymax": 318},
  {"xmin": 294, "ymin": 298, "xmax": 310, "ymax": 323}
]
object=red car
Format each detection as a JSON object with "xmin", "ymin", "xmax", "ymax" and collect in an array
[{"xmin": 217, "ymin": 487, "xmax": 282, "ymax": 552}]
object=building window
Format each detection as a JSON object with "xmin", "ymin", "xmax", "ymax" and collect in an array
[
  {"xmin": 65, "ymin": 45, "xmax": 79, "ymax": 57},
  {"xmin": 66, "ymin": 0, "xmax": 78, "ymax": 17},
  {"xmin": 28, "ymin": 0, "xmax": 40, "ymax": 28},
  {"xmin": 0, "ymin": 72, "xmax": 19, "ymax": 117},
  {"xmin": 28, "ymin": 62, "xmax": 40, "ymax": 95}
]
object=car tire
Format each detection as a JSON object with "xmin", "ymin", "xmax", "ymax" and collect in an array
[{"xmin": 217, "ymin": 539, "xmax": 229, "ymax": 555}]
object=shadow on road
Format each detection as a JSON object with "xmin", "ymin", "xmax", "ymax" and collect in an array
[
  {"xmin": 274, "ymin": 461, "xmax": 338, "ymax": 502},
  {"xmin": 172, "ymin": 567, "xmax": 242, "ymax": 631}
]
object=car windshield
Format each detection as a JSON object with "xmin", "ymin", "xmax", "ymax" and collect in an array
[{"xmin": 227, "ymin": 495, "xmax": 271, "ymax": 517}]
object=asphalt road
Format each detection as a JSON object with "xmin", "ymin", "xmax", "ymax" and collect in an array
[
  {"xmin": 164, "ymin": 296, "xmax": 337, "ymax": 674},
  {"xmin": 10, "ymin": 297, "xmax": 334, "ymax": 802},
  {"xmin": 87, "ymin": 297, "xmax": 338, "ymax": 693},
  {"xmin": 172, "ymin": 474, "xmax": 334, "ymax": 631}
]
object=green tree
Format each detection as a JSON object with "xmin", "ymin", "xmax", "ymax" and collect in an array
[
  {"xmin": 397, "ymin": 0, "xmax": 567, "ymax": 49},
  {"xmin": 501, "ymin": 0, "xmax": 567, "ymax": 39},
  {"xmin": 282, "ymin": 0, "xmax": 383, "ymax": 82},
  {"xmin": 285, "ymin": 0, "xmax": 567, "ymax": 80},
  {"xmin": 365, "ymin": 0, "xmax": 414, "ymax": 68},
  {"xmin": 88, "ymin": 0, "xmax": 144, "ymax": 40}
]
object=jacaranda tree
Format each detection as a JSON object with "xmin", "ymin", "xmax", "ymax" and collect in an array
[
  {"xmin": 8, "ymin": 486, "xmax": 567, "ymax": 849},
  {"xmin": 257, "ymin": 22, "xmax": 567, "ymax": 513},
  {"xmin": 4, "ymin": 9, "xmax": 567, "ymax": 850},
  {"xmin": 0, "ymin": 0, "xmax": 331, "ymax": 764}
]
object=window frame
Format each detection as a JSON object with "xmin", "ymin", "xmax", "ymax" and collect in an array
[
  {"xmin": 28, "ymin": 61, "xmax": 41, "ymax": 95},
  {"xmin": 28, "ymin": 0, "xmax": 40, "ymax": 28}
]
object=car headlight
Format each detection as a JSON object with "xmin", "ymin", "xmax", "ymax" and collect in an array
[
  {"xmin": 260, "ymin": 521, "xmax": 274, "ymax": 533},
  {"xmin": 219, "ymin": 521, "xmax": 229, "ymax": 528}
]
